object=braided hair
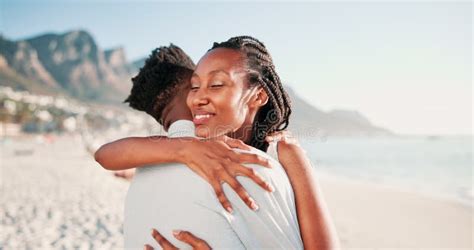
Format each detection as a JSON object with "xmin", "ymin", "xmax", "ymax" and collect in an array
[
  {"xmin": 210, "ymin": 36, "xmax": 292, "ymax": 152},
  {"xmin": 124, "ymin": 44, "xmax": 195, "ymax": 124}
]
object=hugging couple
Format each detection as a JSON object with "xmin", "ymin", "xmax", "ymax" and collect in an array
[{"xmin": 95, "ymin": 36, "xmax": 339, "ymax": 249}]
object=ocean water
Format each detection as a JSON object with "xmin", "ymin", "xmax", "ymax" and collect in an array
[{"xmin": 300, "ymin": 136, "xmax": 473, "ymax": 207}]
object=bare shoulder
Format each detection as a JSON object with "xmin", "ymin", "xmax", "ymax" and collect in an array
[
  {"xmin": 276, "ymin": 140, "xmax": 313, "ymax": 176},
  {"xmin": 276, "ymin": 138, "xmax": 307, "ymax": 161},
  {"xmin": 277, "ymin": 139, "xmax": 303, "ymax": 153}
]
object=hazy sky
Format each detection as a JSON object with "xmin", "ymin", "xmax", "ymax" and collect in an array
[{"xmin": 1, "ymin": 1, "xmax": 471, "ymax": 135}]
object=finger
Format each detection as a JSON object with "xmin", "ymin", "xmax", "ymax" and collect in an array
[
  {"xmin": 234, "ymin": 165, "xmax": 274, "ymax": 192},
  {"xmin": 151, "ymin": 228, "xmax": 177, "ymax": 250},
  {"xmin": 211, "ymin": 181, "xmax": 233, "ymax": 213},
  {"xmin": 114, "ymin": 171, "xmax": 126, "ymax": 177},
  {"xmin": 114, "ymin": 170, "xmax": 134, "ymax": 181},
  {"xmin": 278, "ymin": 133, "xmax": 298, "ymax": 146},
  {"xmin": 173, "ymin": 230, "xmax": 211, "ymax": 249},
  {"xmin": 231, "ymin": 153, "xmax": 271, "ymax": 168},
  {"xmin": 144, "ymin": 244, "xmax": 153, "ymax": 250},
  {"xmin": 265, "ymin": 134, "xmax": 275, "ymax": 142},
  {"xmin": 266, "ymin": 132, "xmax": 283, "ymax": 142},
  {"xmin": 284, "ymin": 134, "xmax": 298, "ymax": 144},
  {"xmin": 265, "ymin": 134, "xmax": 278, "ymax": 142},
  {"xmin": 224, "ymin": 174, "xmax": 259, "ymax": 211},
  {"xmin": 224, "ymin": 138, "xmax": 251, "ymax": 151},
  {"xmin": 266, "ymin": 130, "xmax": 293, "ymax": 143}
]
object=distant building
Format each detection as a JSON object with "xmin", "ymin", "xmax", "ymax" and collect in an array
[{"xmin": 0, "ymin": 122, "xmax": 21, "ymax": 136}]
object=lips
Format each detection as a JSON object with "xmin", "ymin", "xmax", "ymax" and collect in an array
[{"xmin": 192, "ymin": 111, "xmax": 216, "ymax": 125}]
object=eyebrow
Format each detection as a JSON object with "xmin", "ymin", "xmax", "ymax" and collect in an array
[
  {"xmin": 209, "ymin": 70, "xmax": 230, "ymax": 76},
  {"xmin": 192, "ymin": 69, "xmax": 230, "ymax": 78}
]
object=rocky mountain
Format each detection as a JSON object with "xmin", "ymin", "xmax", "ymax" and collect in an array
[
  {"xmin": 104, "ymin": 47, "xmax": 135, "ymax": 79},
  {"xmin": 286, "ymin": 87, "xmax": 392, "ymax": 136},
  {"xmin": 0, "ymin": 30, "xmax": 133, "ymax": 102},
  {"xmin": 0, "ymin": 30, "xmax": 392, "ymax": 136},
  {"xmin": 0, "ymin": 36, "xmax": 61, "ymax": 93}
]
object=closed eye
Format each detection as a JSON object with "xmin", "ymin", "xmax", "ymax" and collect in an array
[{"xmin": 210, "ymin": 81, "xmax": 224, "ymax": 88}]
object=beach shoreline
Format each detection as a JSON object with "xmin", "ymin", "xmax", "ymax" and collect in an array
[{"xmin": 315, "ymin": 169, "xmax": 473, "ymax": 209}]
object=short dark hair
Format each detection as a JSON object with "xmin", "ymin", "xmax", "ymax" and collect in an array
[
  {"xmin": 124, "ymin": 44, "xmax": 195, "ymax": 124},
  {"xmin": 210, "ymin": 36, "xmax": 292, "ymax": 152}
]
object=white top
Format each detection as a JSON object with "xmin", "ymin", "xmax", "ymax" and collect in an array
[{"xmin": 124, "ymin": 120, "xmax": 303, "ymax": 249}]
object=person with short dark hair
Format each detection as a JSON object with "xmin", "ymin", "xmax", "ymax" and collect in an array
[{"xmin": 124, "ymin": 44, "xmax": 195, "ymax": 131}]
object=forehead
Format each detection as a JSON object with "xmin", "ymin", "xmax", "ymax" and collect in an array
[{"xmin": 194, "ymin": 48, "xmax": 245, "ymax": 76}]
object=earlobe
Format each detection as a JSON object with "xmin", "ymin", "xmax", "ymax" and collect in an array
[{"xmin": 257, "ymin": 89, "xmax": 269, "ymax": 107}]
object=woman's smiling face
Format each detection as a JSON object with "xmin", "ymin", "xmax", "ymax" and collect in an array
[{"xmin": 187, "ymin": 48, "xmax": 256, "ymax": 139}]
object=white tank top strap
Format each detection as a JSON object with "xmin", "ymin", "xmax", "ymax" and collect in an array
[{"xmin": 266, "ymin": 141, "xmax": 279, "ymax": 161}]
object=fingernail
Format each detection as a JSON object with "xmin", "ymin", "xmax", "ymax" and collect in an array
[
  {"xmin": 172, "ymin": 230, "xmax": 181, "ymax": 236},
  {"xmin": 251, "ymin": 202, "xmax": 259, "ymax": 211},
  {"xmin": 269, "ymin": 185, "xmax": 275, "ymax": 192},
  {"xmin": 226, "ymin": 206, "xmax": 233, "ymax": 214},
  {"xmin": 144, "ymin": 244, "xmax": 152, "ymax": 250},
  {"xmin": 151, "ymin": 228, "xmax": 156, "ymax": 235},
  {"xmin": 249, "ymin": 198, "xmax": 259, "ymax": 211}
]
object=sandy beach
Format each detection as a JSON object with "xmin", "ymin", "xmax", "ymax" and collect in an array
[
  {"xmin": 317, "ymin": 174, "xmax": 472, "ymax": 248},
  {"xmin": 1, "ymin": 135, "xmax": 472, "ymax": 249}
]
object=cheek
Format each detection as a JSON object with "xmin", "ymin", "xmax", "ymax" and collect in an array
[
  {"xmin": 216, "ymin": 92, "xmax": 248, "ymax": 128},
  {"xmin": 186, "ymin": 93, "xmax": 193, "ymax": 110}
]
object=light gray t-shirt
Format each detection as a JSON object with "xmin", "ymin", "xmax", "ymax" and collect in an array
[{"xmin": 124, "ymin": 120, "xmax": 303, "ymax": 249}]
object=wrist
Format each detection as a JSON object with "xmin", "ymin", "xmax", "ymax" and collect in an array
[{"xmin": 174, "ymin": 137, "xmax": 198, "ymax": 164}]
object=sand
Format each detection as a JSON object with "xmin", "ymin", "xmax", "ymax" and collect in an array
[
  {"xmin": 1, "ymin": 135, "xmax": 472, "ymax": 249},
  {"xmin": 1, "ymin": 135, "xmax": 128, "ymax": 249},
  {"xmin": 316, "ymin": 174, "xmax": 473, "ymax": 249}
]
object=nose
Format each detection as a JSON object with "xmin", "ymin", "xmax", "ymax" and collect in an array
[{"xmin": 191, "ymin": 88, "xmax": 210, "ymax": 107}]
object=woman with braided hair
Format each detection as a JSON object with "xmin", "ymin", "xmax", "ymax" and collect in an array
[
  {"xmin": 96, "ymin": 36, "xmax": 339, "ymax": 249},
  {"xmin": 197, "ymin": 36, "xmax": 292, "ymax": 153}
]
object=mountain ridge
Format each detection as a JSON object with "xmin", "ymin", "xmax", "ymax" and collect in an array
[{"xmin": 0, "ymin": 30, "xmax": 392, "ymax": 136}]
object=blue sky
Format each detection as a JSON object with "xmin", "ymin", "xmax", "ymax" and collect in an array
[{"xmin": 1, "ymin": 1, "xmax": 471, "ymax": 135}]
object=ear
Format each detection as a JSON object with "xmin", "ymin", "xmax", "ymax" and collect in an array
[{"xmin": 250, "ymin": 87, "xmax": 269, "ymax": 108}]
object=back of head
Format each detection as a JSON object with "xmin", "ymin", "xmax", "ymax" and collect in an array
[
  {"xmin": 210, "ymin": 36, "xmax": 292, "ymax": 152},
  {"xmin": 125, "ymin": 44, "xmax": 195, "ymax": 124}
]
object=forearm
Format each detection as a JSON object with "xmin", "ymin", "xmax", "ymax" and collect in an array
[
  {"xmin": 280, "ymin": 145, "xmax": 340, "ymax": 250},
  {"xmin": 293, "ymin": 169, "xmax": 339, "ymax": 249},
  {"xmin": 94, "ymin": 136, "xmax": 191, "ymax": 171}
]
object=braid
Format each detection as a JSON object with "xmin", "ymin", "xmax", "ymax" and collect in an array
[{"xmin": 210, "ymin": 36, "xmax": 292, "ymax": 152}]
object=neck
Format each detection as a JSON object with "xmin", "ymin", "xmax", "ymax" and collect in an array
[
  {"xmin": 230, "ymin": 108, "xmax": 259, "ymax": 144},
  {"xmin": 230, "ymin": 123, "xmax": 254, "ymax": 144}
]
